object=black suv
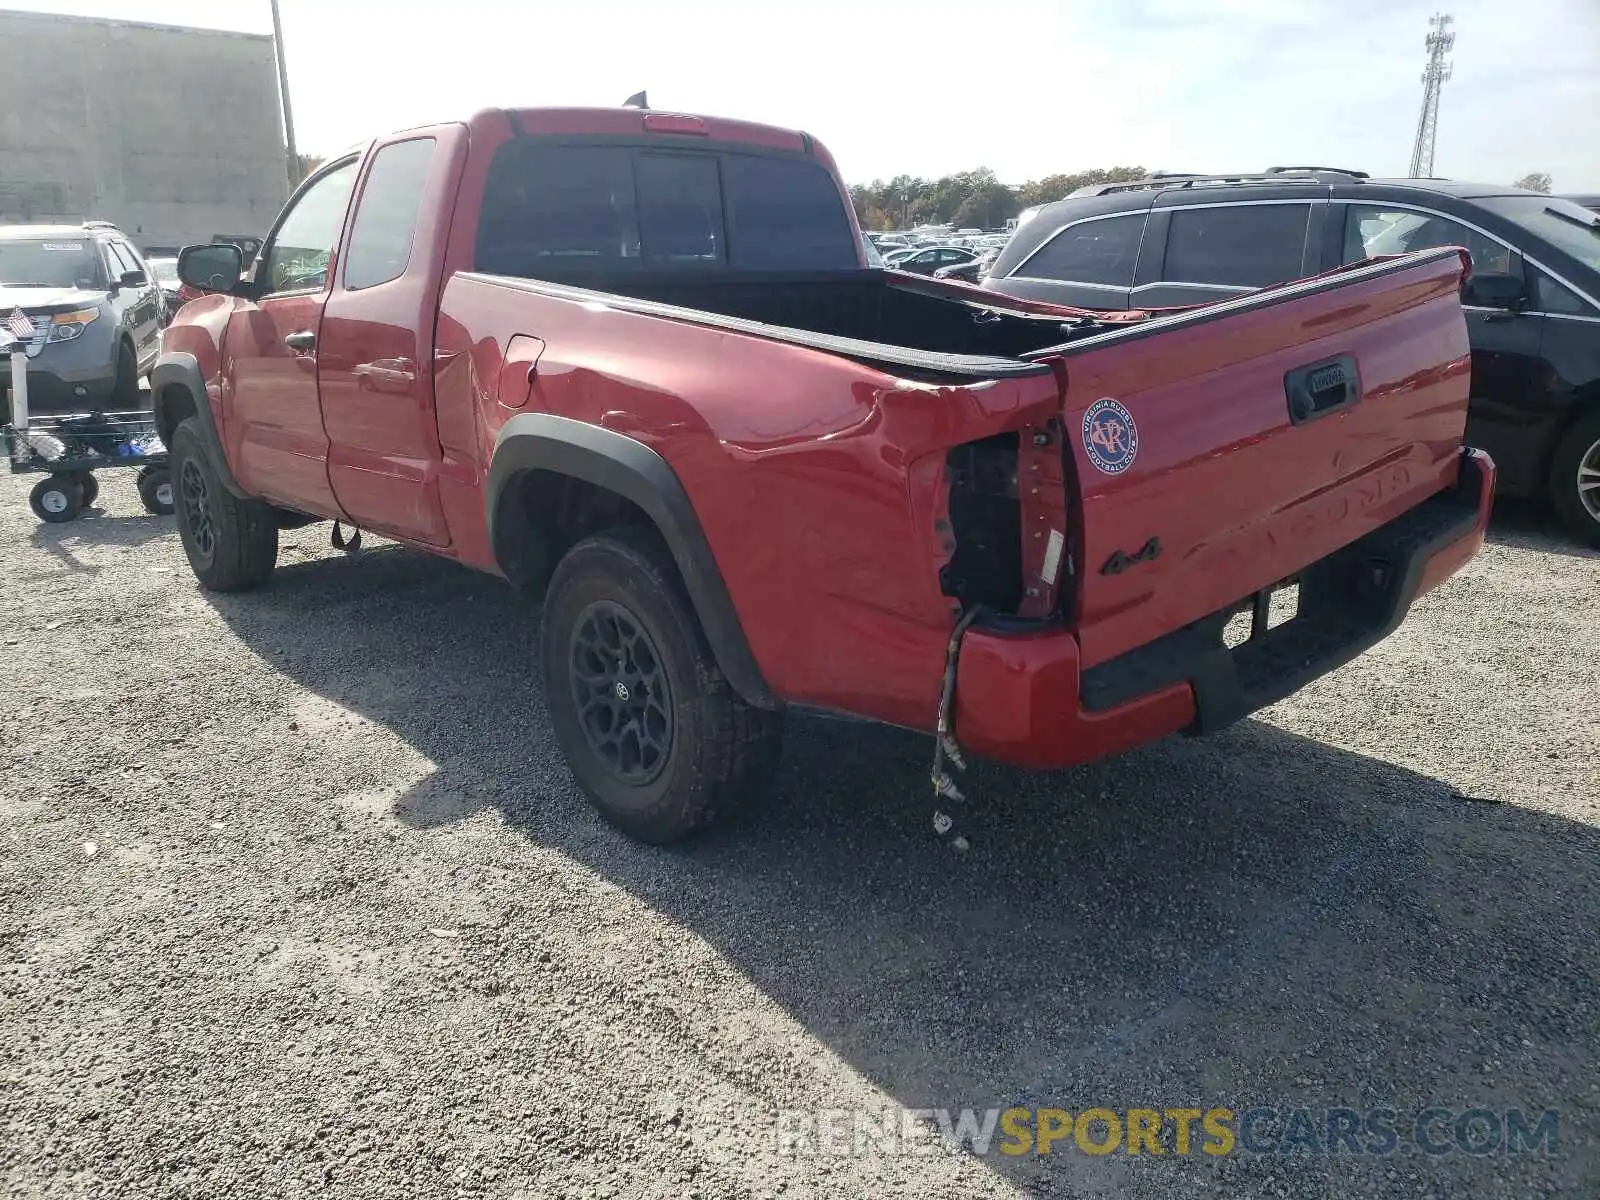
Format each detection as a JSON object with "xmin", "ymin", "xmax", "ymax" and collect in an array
[
  {"xmin": 0, "ymin": 221, "xmax": 164, "ymax": 416},
  {"xmin": 984, "ymin": 171, "xmax": 1600, "ymax": 545}
]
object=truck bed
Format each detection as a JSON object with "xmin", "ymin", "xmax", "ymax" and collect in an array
[{"xmin": 455, "ymin": 268, "xmax": 1113, "ymax": 381}]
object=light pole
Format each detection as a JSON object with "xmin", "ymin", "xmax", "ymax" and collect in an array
[{"xmin": 269, "ymin": 0, "xmax": 301, "ymax": 191}]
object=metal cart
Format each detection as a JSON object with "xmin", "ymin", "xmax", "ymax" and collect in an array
[{"xmin": 3, "ymin": 338, "xmax": 173, "ymax": 524}]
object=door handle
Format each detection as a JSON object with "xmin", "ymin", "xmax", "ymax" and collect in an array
[{"xmin": 284, "ymin": 330, "xmax": 317, "ymax": 351}]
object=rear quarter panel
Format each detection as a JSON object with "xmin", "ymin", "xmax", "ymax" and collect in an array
[{"xmin": 434, "ymin": 274, "xmax": 1062, "ymax": 727}]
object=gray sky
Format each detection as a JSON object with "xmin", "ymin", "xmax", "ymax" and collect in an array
[{"xmin": 9, "ymin": 0, "xmax": 1599, "ymax": 189}]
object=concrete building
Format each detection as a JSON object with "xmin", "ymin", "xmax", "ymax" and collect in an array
[{"xmin": 0, "ymin": 9, "xmax": 289, "ymax": 254}]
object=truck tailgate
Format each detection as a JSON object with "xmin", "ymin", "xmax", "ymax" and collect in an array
[{"xmin": 1034, "ymin": 247, "xmax": 1473, "ymax": 669}]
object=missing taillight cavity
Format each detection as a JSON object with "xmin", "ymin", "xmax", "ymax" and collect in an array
[{"xmin": 940, "ymin": 433, "xmax": 1024, "ymax": 613}]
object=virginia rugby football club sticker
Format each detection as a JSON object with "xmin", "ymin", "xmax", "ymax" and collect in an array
[{"xmin": 1082, "ymin": 397, "xmax": 1139, "ymax": 475}]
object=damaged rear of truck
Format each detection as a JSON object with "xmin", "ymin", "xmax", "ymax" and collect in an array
[
  {"xmin": 157, "ymin": 108, "xmax": 1493, "ymax": 844},
  {"xmin": 451, "ymin": 241, "xmax": 1490, "ymax": 818}
]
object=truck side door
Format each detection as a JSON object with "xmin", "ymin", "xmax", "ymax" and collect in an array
[
  {"xmin": 223, "ymin": 158, "xmax": 359, "ymax": 515},
  {"xmin": 316, "ymin": 125, "xmax": 464, "ymax": 546}
]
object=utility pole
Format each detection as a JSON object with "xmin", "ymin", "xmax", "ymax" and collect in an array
[
  {"xmin": 1408, "ymin": 13, "xmax": 1454, "ymax": 178},
  {"xmin": 269, "ymin": 0, "xmax": 301, "ymax": 192}
]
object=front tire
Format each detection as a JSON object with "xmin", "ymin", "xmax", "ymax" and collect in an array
[
  {"xmin": 169, "ymin": 417, "xmax": 278, "ymax": 590},
  {"xmin": 1549, "ymin": 411, "xmax": 1600, "ymax": 548},
  {"xmin": 541, "ymin": 531, "xmax": 784, "ymax": 844},
  {"xmin": 111, "ymin": 341, "xmax": 139, "ymax": 409}
]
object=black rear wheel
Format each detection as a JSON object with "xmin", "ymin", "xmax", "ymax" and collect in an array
[
  {"xmin": 169, "ymin": 418, "xmax": 278, "ymax": 590},
  {"xmin": 542, "ymin": 531, "xmax": 784, "ymax": 844},
  {"xmin": 1549, "ymin": 411, "xmax": 1600, "ymax": 548}
]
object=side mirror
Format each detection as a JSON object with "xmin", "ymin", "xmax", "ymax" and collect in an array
[
  {"xmin": 1463, "ymin": 271, "xmax": 1526, "ymax": 311},
  {"xmin": 178, "ymin": 243, "xmax": 243, "ymax": 294},
  {"xmin": 119, "ymin": 269, "xmax": 148, "ymax": 288}
]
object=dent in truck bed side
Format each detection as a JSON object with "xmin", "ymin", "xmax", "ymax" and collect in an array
[{"xmin": 486, "ymin": 412, "xmax": 778, "ymax": 709}]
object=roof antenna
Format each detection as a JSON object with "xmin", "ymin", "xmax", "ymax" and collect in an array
[{"xmin": 622, "ymin": 91, "xmax": 649, "ymax": 110}]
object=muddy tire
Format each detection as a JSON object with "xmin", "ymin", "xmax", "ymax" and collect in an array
[
  {"xmin": 170, "ymin": 417, "xmax": 278, "ymax": 590},
  {"xmin": 541, "ymin": 530, "xmax": 784, "ymax": 844},
  {"xmin": 1549, "ymin": 411, "xmax": 1600, "ymax": 549}
]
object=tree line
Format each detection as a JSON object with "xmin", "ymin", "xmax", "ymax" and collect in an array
[
  {"xmin": 849, "ymin": 167, "xmax": 1148, "ymax": 231},
  {"xmin": 851, "ymin": 168, "xmax": 1562, "ymax": 231}
]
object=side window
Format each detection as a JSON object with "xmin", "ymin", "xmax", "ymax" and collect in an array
[
  {"xmin": 1529, "ymin": 268, "xmax": 1594, "ymax": 316},
  {"xmin": 1017, "ymin": 214, "xmax": 1145, "ymax": 288},
  {"xmin": 259, "ymin": 161, "xmax": 359, "ymax": 297},
  {"xmin": 1342, "ymin": 206, "xmax": 1516, "ymax": 277},
  {"xmin": 114, "ymin": 241, "xmax": 145, "ymax": 275},
  {"xmin": 634, "ymin": 153, "xmax": 724, "ymax": 265},
  {"xmin": 343, "ymin": 138, "xmax": 437, "ymax": 291},
  {"xmin": 105, "ymin": 241, "xmax": 136, "ymax": 279},
  {"xmin": 1163, "ymin": 204, "xmax": 1309, "ymax": 288},
  {"xmin": 477, "ymin": 144, "xmax": 638, "ymax": 273}
]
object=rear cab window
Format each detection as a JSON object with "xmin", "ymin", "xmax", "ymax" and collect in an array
[{"xmin": 475, "ymin": 139, "xmax": 860, "ymax": 276}]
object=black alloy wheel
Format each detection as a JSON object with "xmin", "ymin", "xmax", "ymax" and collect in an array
[{"xmin": 568, "ymin": 599, "xmax": 674, "ymax": 785}]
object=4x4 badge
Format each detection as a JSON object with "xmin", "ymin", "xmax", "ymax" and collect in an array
[
  {"xmin": 1083, "ymin": 397, "xmax": 1139, "ymax": 474},
  {"xmin": 1100, "ymin": 537, "xmax": 1163, "ymax": 576}
]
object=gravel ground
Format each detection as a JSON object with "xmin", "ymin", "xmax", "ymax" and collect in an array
[{"xmin": 1, "ymin": 473, "xmax": 1596, "ymax": 1200}]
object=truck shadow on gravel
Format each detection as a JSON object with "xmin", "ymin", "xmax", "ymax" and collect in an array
[{"xmin": 207, "ymin": 542, "xmax": 1598, "ymax": 1199}]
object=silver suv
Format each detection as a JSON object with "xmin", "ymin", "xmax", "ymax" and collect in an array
[{"xmin": 0, "ymin": 221, "xmax": 164, "ymax": 417}]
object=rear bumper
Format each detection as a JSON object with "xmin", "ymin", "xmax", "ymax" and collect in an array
[{"xmin": 953, "ymin": 448, "xmax": 1496, "ymax": 769}]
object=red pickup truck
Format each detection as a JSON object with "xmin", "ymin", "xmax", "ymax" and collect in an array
[{"xmin": 154, "ymin": 107, "xmax": 1494, "ymax": 844}]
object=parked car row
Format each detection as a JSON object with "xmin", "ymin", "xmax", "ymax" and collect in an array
[
  {"xmin": 978, "ymin": 168, "xmax": 1600, "ymax": 546},
  {"xmin": 866, "ymin": 225, "xmax": 1013, "ymax": 278},
  {"xmin": 883, "ymin": 243, "xmax": 982, "ymax": 275}
]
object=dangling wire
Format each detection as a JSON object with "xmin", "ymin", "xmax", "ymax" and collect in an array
[{"xmin": 930, "ymin": 605, "xmax": 983, "ymax": 851}]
